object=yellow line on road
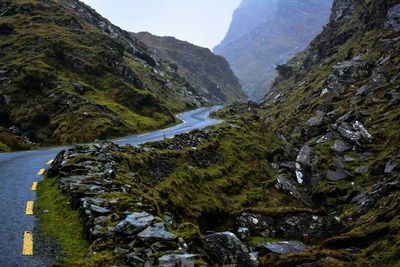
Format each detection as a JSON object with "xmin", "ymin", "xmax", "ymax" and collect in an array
[
  {"xmin": 37, "ymin": 169, "xmax": 46, "ymax": 176},
  {"xmin": 25, "ymin": 201, "xmax": 34, "ymax": 215},
  {"xmin": 46, "ymin": 159, "xmax": 54, "ymax": 165},
  {"xmin": 31, "ymin": 182, "xmax": 38, "ymax": 191},
  {"xmin": 22, "ymin": 231, "xmax": 33, "ymax": 256}
]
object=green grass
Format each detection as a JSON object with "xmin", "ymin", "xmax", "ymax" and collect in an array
[{"xmin": 37, "ymin": 176, "xmax": 89, "ymax": 265}]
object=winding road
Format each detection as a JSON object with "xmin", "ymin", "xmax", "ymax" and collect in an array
[{"xmin": 0, "ymin": 106, "xmax": 222, "ymax": 267}]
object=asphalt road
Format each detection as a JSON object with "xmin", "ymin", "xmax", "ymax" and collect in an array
[{"xmin": 0, "ymin": 106, "xmax": 222, "ymax": 267}]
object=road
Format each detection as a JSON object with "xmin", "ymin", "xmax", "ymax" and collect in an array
[{"xmin": 0, "ymin": 106, "xmax": 222, "ymax": 267}]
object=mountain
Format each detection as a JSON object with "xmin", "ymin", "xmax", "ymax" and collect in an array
[
  {"xmin": 39, "ymin": 0, "xmax": 400, "ymax": 265},
  {"xmin": 133, "ymin": 32, "xmax": 247, "ymax": 103},
  {"xmin": 214, "ymin": 0, "xmax": 332, "ymax": 100},
  {"xmin": 0, "ymin": 0, "xmax": 232, "ymax": 152}
]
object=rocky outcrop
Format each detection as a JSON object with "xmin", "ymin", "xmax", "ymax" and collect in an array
[{"xmin": 133, "ymin": 32, "xmax": 246, "ymax": 103}]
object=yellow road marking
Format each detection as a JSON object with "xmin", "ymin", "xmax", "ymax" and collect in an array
[
  {"xmin": 31, "ymin": 182, "xmax": 38, "ymax": 191},
  {"xmin": 25, "ymin": 201, "xmax": 34, "ymax": 215},
  {"xmin": 22, "ymin": 231, "xmax": 33, "ymax": 256},
  {"xmin": 46, "ymin": 159, "xmax": 54, "ymax": 165},
  {"xmin": 37, "ymin": 169, "xmax": 45, "ymax": 176}
]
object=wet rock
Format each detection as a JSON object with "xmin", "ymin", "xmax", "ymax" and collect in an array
[
  {"xmin": 385, "ymin": 160, "xmax": 398, "ymax": 174},
  {"xmin": 386, "ymin": 4, "xmax": 400, "ymax": 32},
  {"xmin": 205, "ymin": 232, "xmax": 258, "ymax": 267},
  {"xmin": 114, "ymin": 212, "xmax": 157, "ymax": 235},
  {"xmin": 236, "ymin": 212, "xmax": 342, "ymax": 240},
  {"xmin": 331, "ymin": 140, "xmax": 352, "ymax": 153},
  {"xmin": 138, "ymin": 222, "xmax": 177, "ymax": 242},
  {"xmin": 158, "ymin": 254, "xmax": 198, "ymax": 267},
  {"xmin": 256, "ymin": 241, "xmax": 308, "ymax": 255}
]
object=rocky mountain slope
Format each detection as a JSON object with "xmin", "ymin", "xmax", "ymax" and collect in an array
[
  {"xmin": 133, "ymin": 32, "xmax": 247, "ymax": 103},
  {"xmin": 214, "ymin": 0, "xmax": 332, "ymax": 100},
  {"xmin": 0, "ymin": 0, "xmax": 233, "ymax": 152},
  {"xmin": 37, "ymin": 0, "xmax": 400, "ymax": 266}
]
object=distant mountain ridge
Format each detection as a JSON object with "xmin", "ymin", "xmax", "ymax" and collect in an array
[
  {"xmin": 133, "ymin": 32, "xmax": 246, "ymax": 103},
  {"xmin": 214, "ymin": 0, "xmax": 333, "ymax": 100}
]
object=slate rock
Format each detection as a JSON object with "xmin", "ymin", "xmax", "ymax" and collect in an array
[
  {"xmin": 386, "ymin": 4, "xmax": 400, "ymax": 32},
  {"xmin": 158, "ymin": 254, "xmax": 197, "ymax": 267},
  {"xmin": 256, "ymin": 241, "xmax": 308, "ymax": 255},
  {"xmin": 138, "ymin": 222, "xmax": 177, "ymax": 242},
  {"xmin": 331, "ymin": 140, "xmax": 352, "ymax": 153},
  {"xmin": 385, "ymin": 160, "xmax": 398, "ymax": 174},
  {"xmin": 355, "ymin": 166, "xmax": 369, "ymax": 175},
  {"xmin": 205, "ymin": 232, "xmax": 258, "ymax": 267},
  {"xmin": 114, "ymin": 212, "xmax": 157, "ymax": 235}
]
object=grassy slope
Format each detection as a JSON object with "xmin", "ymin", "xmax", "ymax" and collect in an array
[{"xmin": 0, "ymin": 0, "xmax": 200, "ymax": 149}]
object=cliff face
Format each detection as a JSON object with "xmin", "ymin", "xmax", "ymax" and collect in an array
[
  {"xmin": 0, "ymin": 0, "xmax": 210, "ymax": 151},
  {"xmin": 133, "ymin": 32, "xmax": 246, "ymax": 103},
  {"xmin": 214, "ymin": 0, "xmax": 332, "ymax": 100}
]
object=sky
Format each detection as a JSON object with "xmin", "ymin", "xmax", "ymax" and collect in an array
[{"xmin": 80, "ymin": 0, "xmax": 242, "ymax": 49}]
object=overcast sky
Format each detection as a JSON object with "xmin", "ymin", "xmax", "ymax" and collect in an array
[{"xmin": 80, "ymin": 0, "xmax": 241, "ymax": 49}]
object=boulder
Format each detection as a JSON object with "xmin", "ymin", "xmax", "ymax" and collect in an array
[
  {"xmin": 256, "ymin": 241, "xmax": 308, "ymax": 256},
  {"xmin": 47, "ymin": 150, "xmax": 65, "ymax": 177},
  {"xmin": 275, "ymin": 175, "xmax": 300, "ymax": 198},
  {"xmin": 327, "ymin": 158, "xmax": 351, "ymax": 181},
  {"xmin": 205, "ymin": 232, "xmax": 258, "ymax": 267},
  {"xmin": 307, "ymin": 111, "xmax": 326, "ymax": 127}
]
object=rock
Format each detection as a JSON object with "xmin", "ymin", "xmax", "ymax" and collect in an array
[
  {"xmin": 296, "ymin": 145, "xmax": 312, "ymax": 166},
  {"xmin": 47, "ymin": 150, "xmax": 65, "ymax": 177},
  {"xmin": 71, "ymin": 80, "xmax": 89, "ymax": 94},
  {"xmin": 237, "ymin": 227, "xmax": 250, "ymax": 240},
  {"xmin": 275, "ymin": 175, "xmax": 300, "ymax": 198},
  {"xmin": 327, "ymin": 158, "xmax": 351, "ymax": 181},
  {"xmin": 138, "ymin": 222, "xmax": 177, "ymax": 242},
  {"xmin": 9, "ymin": 126, "xmax": 23, "ymax": 136},
  {"xmin": 236, "ymin": 212, "xmax": 342, "ymax": 240},
  {"xmin": 385, "ymin": 160, "xmax": 398, "ymax": 174},
  {"xmin": 205, "ymin": 232, "xmax": 258, "ymax": 267},
  {"xmin": 256, "ymin": 241, "xmax": 308, "ymax": 255},
  {"xmin": 352, "ymin": 121, "xmax": 373, "ymax": 143},
  {"xmin": 333, "ymin": 121, "xmax": 373, "ymax": 146},
  {"xmin": 328, "ymin": 59, "xmax": 372, "ymax": 89},
  {"xmin": 355, "ymin": 166, "xmax": 369, "ymax": 175},
  {"xmin": 331, "ymin": 140, "xmax": 352, "ymax": 153},
  {"xmin": 114, "ymin": 212, "xmax": 157, "ymax": 235},
  {"xmin": 90, "ymin": 204, "xmax": 111, "ymax": 215},
  {"xmin": 158, "ymin": 254, "xmax": 198, "ymax": 267},
  {"xmin": 307, "ymin": 111, "xmax": 326, "ymax": 126},
  {"xmin": 386, "ymin": 4, "xmax": 400, "ymax": 32}
]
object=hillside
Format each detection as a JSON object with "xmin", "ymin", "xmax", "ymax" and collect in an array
[
  {"xmin": 214, "ymin": 0, "xmax": 332, "ymax": 100},
  {"xmin": 38, "ymin": 0, "xmax": 400, "ymax": 266},
  {"xmin": 0, "ymin": 0, "xmax": 215, "ymax": 152},
  {"xmin": 133, "ymin": 32, "xmax": 246, "ymax": 103}
]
